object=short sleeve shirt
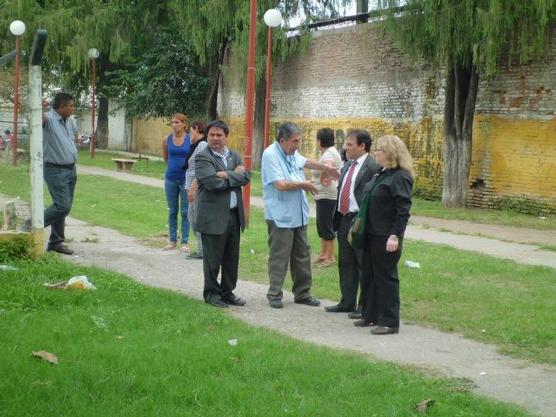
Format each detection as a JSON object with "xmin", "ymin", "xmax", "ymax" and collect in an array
[
  {"xmin": 185, "ymin": 140, "xmax": 208, "ymax": 189},
  {"xmin": 43, "ymin": 109, "xmax": 77, "ymax": 165},
  {"xmin": 261, "ymin": 142, "xmax": 309, "ymax": 228}
]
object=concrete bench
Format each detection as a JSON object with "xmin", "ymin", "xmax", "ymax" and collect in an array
[{"xmin": 112, "ymin": 158, "xmax": 136, "ymax": 171}]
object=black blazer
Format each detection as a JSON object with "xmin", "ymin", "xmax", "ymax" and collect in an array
[
  {"xmin": 195, "ymin": 146, "xmax": 250, "ymax": 234},
  {"xmin": 364, "ymin": 168, "xmax": 413, "ymax": 238},
  {"xmin": 333, "ymin": 154, "xmax": 380, "ymax": 230}
]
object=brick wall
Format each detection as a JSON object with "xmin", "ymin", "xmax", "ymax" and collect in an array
[{"xmin": 218, "ymin": 23, "xmax": 556, "ymax": 213}]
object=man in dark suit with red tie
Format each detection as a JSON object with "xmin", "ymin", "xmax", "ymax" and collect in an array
[{"xmin": 325, "ymin": 129, "xmax": 380, "ymax": 315}]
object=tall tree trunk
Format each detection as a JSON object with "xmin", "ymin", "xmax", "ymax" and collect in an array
[
  {"xmin": 206, "ymin": 40, "xmax": 228, "ymax": 121},
  {"xmin": 441, "ymin": 61, "xmax": 479, "ymax": 208},
  {"xmin": 253, "ymin": 78, "xmax": 266, "ymax": 168},
  {"xmin": 95, "ymin": 95, "xmax": 109, "ymax": 149},
  {"xmin": 356, "ymin": 0, "xmax": 369, "ymax": 22}
]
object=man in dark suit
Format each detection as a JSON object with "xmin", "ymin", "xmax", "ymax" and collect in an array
[
  {"xmin": 325, "ymin": 129, "xmax": 380, "ymax": 315},
  {"xmin": 195, "ymin": 120, "xmax": 250, "ymax": 308}
]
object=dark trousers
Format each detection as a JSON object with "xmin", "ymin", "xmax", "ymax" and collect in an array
[
  {"xmin": 266, "ymin": 221, "xmax": 312, "ymax": 302},
  {"xmin": 337, "ymin": 213, "xmax": 363, "ymax": 310},
  {"xmin": 201, "ymin": 209, "xmax": 240, "ymax": 301},
  {"xmin": 361, "ymin": 236, "xmax": 402, "ymax": 328},
  {"xmin": 44, "ymin": 165, "xmax": 77, "ymax": 246}
]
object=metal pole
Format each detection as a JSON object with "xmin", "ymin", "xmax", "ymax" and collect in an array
[
  {"xmin": 12, "ymin": 35, "xmax": 20, "ymax": 166},
  {"xmin": 263, "ymin": 26, "xmax": 273, "ymax": 149},
  {"xmin": 90, "ymin": 58, "xmax": 97, "ymax": 158},
  {"xmin": 242, "ymin": 0, "xmax": 257, "ymax": 227}
]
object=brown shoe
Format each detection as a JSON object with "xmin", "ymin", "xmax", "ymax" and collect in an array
[
  {"xmin": 47, "ymin": 244, "xmax": 74, "ymax": 255},
  {"xmin": 370, "ymin": 326, "xmax": 399, "ymax": 335},
  {"xmin": 353, "ymin": 319, "xmax": 374, "ymax": 327}
]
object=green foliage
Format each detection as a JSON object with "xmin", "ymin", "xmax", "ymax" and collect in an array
[
  {"xmin": 0, "ymin": 234, "xmax": 31, "ymax": 263},
  {"xmin": 378, "ymin": 0, "xmax": 556, "ymax": 75},
  {"xmin": 105, "ymin": 30, "xmax": 209, "ymax": 118},
  {"xmin": 171, "ymin": 0, "xmax": 350, "ymax": 83}
]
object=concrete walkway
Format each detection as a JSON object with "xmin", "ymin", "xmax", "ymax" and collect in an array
[{"xmin": 78, "ymin": 165, "xmax": 556, "ymax": 269}]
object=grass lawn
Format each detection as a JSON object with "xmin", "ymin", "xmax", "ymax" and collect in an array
[
  {"xmin": 0, "ymin": 257, "xmax": 533, "ymax": 417},
  {"xmin": 78, "ymin": 149, "xmax": 167, "ymax": 179},
  {"xmin": 1, "ymin": 163, "xmax": 555, "ymax": 365}
]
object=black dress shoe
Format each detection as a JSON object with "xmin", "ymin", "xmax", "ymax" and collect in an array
[
  {"xmin": 269, "ymin": 299, "xmax": 283, "ymax": 309},
  {"xmin": 294, "ymin": 296, "xmax": 320, "ymax": 307},
  {"xmin": 223, "ymin": 294, "xmax": 246, "ymax": 306},
  {"xmin": 324, "ymin": 304, "xmax": 354, "ymax": 313},
  {"xmin": 47, "ymin": 244, "xmax": 74, "ymax": 255},
  {"xmin": 371, "ymin": 326, "xmax": 399, "ymax": 335},
  {"xmin": 187, "ymin": 252, "xmax": 203, "ymax": 259},
  {"xmin": 353, "ymin": 319, "xmax": 374, "ymax": 327},
  {"xmin": 205, "ymin": 296, "xmax": 228, "ymax": 308}
]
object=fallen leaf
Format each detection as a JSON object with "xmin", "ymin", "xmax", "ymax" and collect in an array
[
  {"xmin": 32, "ymin": 351, "xmax": 58, "ymax": 365},
  {"xmin": 415, "ymin": 399, "xmax": 435, "ymax": 412}
]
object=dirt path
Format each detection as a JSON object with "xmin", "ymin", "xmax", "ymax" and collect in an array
[
  {"xmin": 64, "ymin": 217, "xmax": 556, "ymax": 417},
  {"xmin": 78, "ymin": 165, "xmax": 556, "ymax": 269}
]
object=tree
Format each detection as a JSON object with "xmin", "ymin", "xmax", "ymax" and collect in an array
[
  {"xmin": 105, "ymin": 30, "xmax": 209, "ymax": 119},
  {"xmin": 171, "ymin": 0, "xmax": 349, "ymax": 165},
  {"xmin": 0, "ymin": 0, "xmax": 172, "ymax": 147},
  {"xmin": 378, "ymin": 0, "xmax": 556, "ymax": 207}
]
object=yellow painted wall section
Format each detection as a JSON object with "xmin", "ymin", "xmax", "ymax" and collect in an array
[
  {"xmin": 132, "ymin": 117, "xmax": 172, "ymax": 156},
  {"xmin": 470, "ymin": 115, "xmax": 556, "ymax": 210},
  {"xmin": 223, "ymin": 116, "xmax": 445, "ymax": 198}
]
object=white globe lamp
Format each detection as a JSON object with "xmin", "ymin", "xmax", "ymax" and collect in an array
[
  {"xmin": 264, "ymin": 9, "xmax": 282, "ymax": 28},
  {"xmin": 9, "ymin": 20, "xmax": 26, "ymax": 36}
]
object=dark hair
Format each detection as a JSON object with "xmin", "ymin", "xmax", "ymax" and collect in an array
[
  {"xmin": 346, "ymin": 129, "xmax": 372, "ymax": 152},
  {"xmin": 52, "ymin": 93, "xmax": 73, "ymax": 110},
  {"xmin": 4, "ymin": 129, "xmax": 10, "ymax": 134},
  {"xmin": 276, "ymin": 122, "xmax": 301, "ymax": 142},
  {"xmin": 316, "ymin": 128, "xmax": 334, "ymax": 148},
  {"xmin": 206, "ymin": 120, "xmax": 229, "ymax": 136},
  {"xmin": 191, "ymin": 120, "xmax": 206, "ymax": 134}
]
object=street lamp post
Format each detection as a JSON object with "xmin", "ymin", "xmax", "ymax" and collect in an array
[
  {"xmin": 263, "ymin": 9, "xmax": 282, "ymax": 149},
  {"xmin": 242, "ymin": 0, "xmax": 257, "ymax": 227},
  {"xmin": 87, "ymin": 48, "xmax": 99, "ymax": 159},
  {"xmin": 9, "ymin": 20, "xmax": 26, "ymax": 166}
]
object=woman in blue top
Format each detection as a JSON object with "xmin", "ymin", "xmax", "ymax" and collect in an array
[{"xmin": 162, "ymin": 113, "xmax": 191, "ymax": 252}]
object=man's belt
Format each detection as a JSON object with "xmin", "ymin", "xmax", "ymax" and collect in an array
[{"xmin": 45, "ymin": 162, "xmax": 75, "ymax": 169}]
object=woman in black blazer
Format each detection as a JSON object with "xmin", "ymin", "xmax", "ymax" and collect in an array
[{"xmin": 353, "ymin": 135, "xmax": 415, "ymax": 335}]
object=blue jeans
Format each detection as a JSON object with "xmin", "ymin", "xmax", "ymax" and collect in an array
[{"xmin": 164, "ymin": 178, "xmax": 189, "ymax": 244}]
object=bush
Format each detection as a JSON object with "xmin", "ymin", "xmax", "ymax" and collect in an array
[{"xmin": 0, "ymin": 234, "xmax": 32, "ymax": 263}]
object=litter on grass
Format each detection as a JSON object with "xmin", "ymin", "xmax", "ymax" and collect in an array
[
  {"xmin": 405, "ymin": 260, "xmax": 421, "ymax": 269},
  {"xmin": 228, "ymin": 339, "xmax": 238, "ymax": 347},
  {"xmin": 32, "ymin": 350, "xmax": 58, "ymax": 365},
  {"xmin": 43, "ymin": 275, "xmax": 96, "ymax": 290},
  {"xmin": 0, "ymin": 264, "xmax": 18, "ymax": 271}
]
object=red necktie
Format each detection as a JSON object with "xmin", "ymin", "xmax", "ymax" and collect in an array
[{"xmin": 339, "ymin": 161, "xmax": 357, "ymax": 215}]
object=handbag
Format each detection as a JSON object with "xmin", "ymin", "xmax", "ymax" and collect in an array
[{"xmin": 347, "ymin": 192, "xmax": 370, "ymax": 250}]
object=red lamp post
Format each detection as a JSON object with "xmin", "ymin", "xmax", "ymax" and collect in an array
[
  {"xmin": 263, "ymin": 9, "xmax": 282, "ymax": 149},
  {"xmin": 242, "ymin": 0, "xmax": 257, "ymax": 227},
  {"xmin": 87, "ymin": 48, "xmax": 99, "ymax": 159},
  {"xmin": 9, "ymin": 20, "xmax": 26, "ymax": 166}
]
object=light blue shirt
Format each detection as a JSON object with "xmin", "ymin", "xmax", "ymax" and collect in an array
[
  {"xmin": 43, "ymin": 109, "xmax": 77, "ymax": 165},
  {"xmin": 261, "ymin": 142, "xmax": 309, "ymax": 228}
]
